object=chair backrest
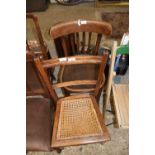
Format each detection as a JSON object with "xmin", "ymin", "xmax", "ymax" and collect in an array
[
  {"xmin": 26, "ymin": 14, "xmax": 48, "ymax": 59},
  {"xmin": 26, "ymin": 50, "xmax": 49, "ymax": 97},
  {"xmin": 34, "ymin": 53, "xmax": 108, "ymax": 106},
  {"xmin": 50, "ymin": 20, "xmax": 112, "ymax": 57}
]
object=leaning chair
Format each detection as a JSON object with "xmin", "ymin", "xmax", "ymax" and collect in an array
[
  {"xmin": 104, "ymin": 34, "xmax": 129, "ymax": 128},
  {"xmin": 34, "ymin": 53, "xmax": 110, "ymax": 148}
]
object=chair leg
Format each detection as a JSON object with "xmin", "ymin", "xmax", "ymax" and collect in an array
[
  {"xmin": 55, "ymin": 148, "xmax": 64, "ymax": 153},
  {"xmin": 96, "ymin": 87, "xmax": 103, "ymax": 103}
]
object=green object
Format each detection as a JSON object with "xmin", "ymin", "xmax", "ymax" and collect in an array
[{"xmin": 116, "ymin": 45, "xmax": 129, "ymax": 55}]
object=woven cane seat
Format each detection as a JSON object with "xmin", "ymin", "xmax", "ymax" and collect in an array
[{"xmin": 52, "ymin": 95, "xmax": 110, "ymax": 148}]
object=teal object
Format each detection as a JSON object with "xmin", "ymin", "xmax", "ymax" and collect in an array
[{"xmin": 116, "ymin": 45, "xmax": 129, "ymax": 55}]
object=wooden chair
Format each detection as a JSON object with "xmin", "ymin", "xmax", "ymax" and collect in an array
[
  {"xmin": 26, "ymin": 14, "xmax": 55, "ymax": 95},
  {"xmin": 34, "ymin": 53, "xmax": 110, "ymax": 148},
  {"xmin": 26, "ymin": 50, "xmax": 53, "ymax": 151},
  {"xmin": 26, "ymin": 14, "xmax": 50, "ymax": 60},
  {"xmin": 26, "ymin": 50, "xmax": 50, "ymax": 97},
  {"xmin": 50, "ymin": 20, "xmax": 112, "ymax": 97}
]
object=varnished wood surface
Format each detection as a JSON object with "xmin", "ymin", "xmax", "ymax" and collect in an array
[
  {"xmin": 50, "ymin": 20, "xmax": 112, "ymax": 57},
  {"xmin": 50, "ymin": 20, "xmax": 112, "ymax": 95},
  {"xmin": 26, "ymin": 14, "xmax": 47, "ymax": 59},
  {"xmin": 50, "ymin": 20, "xmax": 112, "ymax": 39},
  {"xmin": 42, "ymin": 56, "xmax": 105, "ymax": 68}
]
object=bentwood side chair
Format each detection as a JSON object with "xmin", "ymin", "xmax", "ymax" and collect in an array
[
  {"xmin": 34, "ymin": 53, "xmax": 110, "ymax": 149},
  {"xmin": 49, "ymin": 20, "xmax": 112, "ymax": 98}
]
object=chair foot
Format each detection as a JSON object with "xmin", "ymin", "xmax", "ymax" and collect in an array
[{"xmin": 55, "ymin": 148, "xmax": 64, "ymax": 153}]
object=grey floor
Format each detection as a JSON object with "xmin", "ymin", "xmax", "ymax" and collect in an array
[{"xmin": 27, "ymin": 3, "xmax": 129, "ymax": 155}]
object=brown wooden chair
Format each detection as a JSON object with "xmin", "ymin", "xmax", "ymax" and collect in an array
[
  {"xmin": 26, "ymin": 14, "xmax": 55, "ymax": 94},
  {"xmin": 50, "ymin": 20, "xmax": 112, "ymax": 97},
  {"xmin": 26, "ymin": 50, "xmax": 50, "ymax": 97},
  {"xmin": 34, "ymin": 53, "xmax": 110, "ymax": 148},
  {"xmin": 26, "ymin": 50, "xmax": 53, "ymax": 152},
  {"xmin": 26, "ymin": 14, "xmax": 50, "ymax": 60}
]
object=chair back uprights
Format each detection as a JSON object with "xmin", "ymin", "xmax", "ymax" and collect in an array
[{"xmin": 50, "ymin": 20, "xmax": 112, "ymax": 57}]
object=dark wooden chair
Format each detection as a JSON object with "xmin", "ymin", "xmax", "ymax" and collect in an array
[
  {"xmin": 50, "ymin": 20, "xmax": 112, "ymax": 97},
  {"xmin": 26, "ymin": 50, "xmax": 50, "ymax": 97},
  {"xmin": 34, "ymin": 53, "xmax": 110, "ymax": 149},
  {"xmin": 26, "ymin": 50, "xmax": 53, "ymax": 152},
  {"xmin": 26, "ymin": 97, "xmax": 52, "ymax": 152}
]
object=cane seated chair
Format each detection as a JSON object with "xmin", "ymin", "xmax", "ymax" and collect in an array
[
  {"xmin": 34, "ymin": 53, "xmax": 110, "ymax": 148},
  {"xmin": 50, "ymin": 20, "xmax": 112, "ymax": 95}
]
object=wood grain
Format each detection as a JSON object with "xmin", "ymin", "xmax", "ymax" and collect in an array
[{"xmin": 112, "ymin": 84, "xmax": 129, "ymax": 128}]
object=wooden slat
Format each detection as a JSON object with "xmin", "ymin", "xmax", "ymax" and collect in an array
[
  {"xmin": 69, "ymin": 34, "xmax": 76, "ymax": 54},
  {"xmin": 94, "ymin": 34, "xmax": 102, "ymax": 55},
  {"xmin": 50, "ymin": 20, "xmax": 112, "ymax": 39},
  {"xmin": 103, "ymin": 41, "xmax": 117, "ymax": 115},
  {"xmin": 76, "ymin": 33, "xmax": 80, "ymax": 53},
  {"xmin": 54, "ymin": 38, "xmax": 65, "ymax": 57},
  {"xmin": 112, "ymin": 84, "xmax": 129, "ymax": 128},
  {"xmin": 87, "ymin": 32, "xmax": 92, "ymax": 52},
  {"xmin": 82, "ymin": 32, "xmax": 86, "ymax": 53},
  {"xmin": 26, "ymin": 88, "xmax": 46, "ymax": 96},
  {"xmin": 42, "ymin": 56, "xmax": 103, "ymax": 68},
  {"xmin": 94, "ymin": 53, "xmax": 108, "ymax": 97},
  {"xmin": 60, "ymin": 37, "xmax": 69, "ymax": 56},
  {"xmin": 53, "ymin": 80, "xmax": 97, "ymax": 89}
]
